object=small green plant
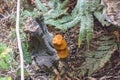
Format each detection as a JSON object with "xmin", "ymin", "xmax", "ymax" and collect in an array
[
  {"xmin": 0, "ymin": 77, "xmax": 12, "ymax": 80},
  {"xmin": 0, "ymin": 43, "xmax": 12, "ymax": 70},
  {"xmin": 22, "ymin": 41, "xmax": 32, "ymax": 64}
]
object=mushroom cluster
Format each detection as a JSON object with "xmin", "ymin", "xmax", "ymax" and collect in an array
[{"xmin": 52, "ymin": 34, "xmax": 68, "ymax": 59}]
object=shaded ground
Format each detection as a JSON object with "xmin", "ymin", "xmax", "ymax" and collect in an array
[{"xmin": 92, "ymin": 50, "xmax": 120, "ymax": 80}]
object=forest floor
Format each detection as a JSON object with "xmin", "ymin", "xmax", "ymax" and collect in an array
[
  {"xmin": 0, "ymin": 0, "xmax": 120, "ymax": 80},
  {"xmin": 47, "ymin": 21, "xmax": 120, "ymax": 80}
]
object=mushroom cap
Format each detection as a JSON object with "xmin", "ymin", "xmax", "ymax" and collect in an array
[
  {"xmin": 57, "ymin": 48, "xmax": 68, "ymax": 58},
  {"xmin": 53, "ymin": 40, "xmax": 67, "ymax": 50},
  {"xmin": 52, "ymin": 34, "xmax": 63, "ymax": 45}
]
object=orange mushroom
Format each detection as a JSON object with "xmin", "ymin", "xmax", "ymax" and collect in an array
[
  {"xmin": 52, "ymin": 34, "xmax": 69, "ymax": 59},
  {"xmin": 57, "ymin": 48, "xmax": 68, "ymax": 58},
  {"xmin": 52, "ymin": 34, "xmax": 63, "ymax": 45}
]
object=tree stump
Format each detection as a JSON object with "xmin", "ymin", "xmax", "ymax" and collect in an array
[{"xmin": 24, "ymin": 15, "xmax": 58, "ymax": 68}]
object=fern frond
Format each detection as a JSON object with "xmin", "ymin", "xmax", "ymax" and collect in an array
[
  {"xmin": 48, "ymin": 0, "xmax": 56, "ymax": 8},
  {"xmin": 44, "ymin": 0, "xmax": 69, "ymax": 20},
  {"xmin": 61, "ymin": 15, "xmax": 81, "ymax": 30},
  {"xmin": 54, "ymin": 0, "xmax": 69, "ymax": 10},
  {"xmin": 45, "ymin": 19, "xmax": 62, "ymax": 29},
  {"xmin": 86, "ymin": 14, "xmax": 94, "ymax": 48},
  {"xmin": 60, "ymin": 0, "xmax": 69, "ymax": 9},
  {"xmin": 56, "ymin": 15, "xmax": 74, "ymax": 24},
  {"xmin": 94, "ymin": 11, "xmax": 107, "ymax": 26},
  {"xmin": 45, "ymin": 14, "xmax": 81, "ymax": 30},
  {"xmin": 35, "ymin": 0, "xmax": 48, "ymax": 12},
  {"xmin": 44, "ymin": 9, "xmax": 67, "ymax": 20},
  {"xmin": 78, "ymin": 14, "xmax": 94, "ymax": 48},
  {"xmin": 54, "ymin": 0, "xmax": 61, "ymax": 10},
  {"xmin": 72, "ymin": 0, "xmax": 81, "ymax": 16},
  {"xmin": 78, "ymin": 16, "xmax": 86, "ymax": 47},
  {"xmin": 79, "ymin": 35, "xmax": 116, "ymax": 76}
]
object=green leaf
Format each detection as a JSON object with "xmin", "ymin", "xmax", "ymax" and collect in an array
[
  {"xmin": 60, "ymin": 0, "xmax": 69, "ymax": 9},
  {"xmin": 78, "ymin": 16, "xmax": 86, "ymax": 47},
  {"xmin": 45, "ymin": 19, "xmax": 62, "ymax": 29},
  {"xmin": 62, "ymin": 15, "xmax": 81, "ymax": 30},
  {"xmin": 0, "ymin": 59, "xmax": 9, "ymax": 70},
  {"xmin": 48, "ymin": 0, "xmax": 56, "ymax": 8},
  {"xmin": 79, "ymin": 35, "xmax": 117, "ymax": 77},
  {"xmin": 94, "ymin": 11, "xmax": 107, "ymax": 26},
  {"xmin": 0, "ymin": 43, "xmax": 12, "ymax": 70},
  {"xmin": 35, "ymin": 0, "xmax": 48, "ymax": 12},
  {"xmin": 0, "ymin": 77, "xmax": 12, "ymax": 80},
  {"xmin": 86, "ymin": 14, "xmax": 94, "ymax": 48},
  {"xmin": 22, "ymin": 42, "xmax": 32, "ymax": 64},
  {"xmin": 44, "ymin": 9, "xmax": 67, "ymax": 20},
  {"xmin": 72, "ymin": 0, "xmax": 81, "ymax": 15},
  {"xmin": 0, "ymin": 43, "xmax": 7, "ymax": 54}
]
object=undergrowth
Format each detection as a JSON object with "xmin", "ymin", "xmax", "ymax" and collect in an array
[
  {"xmin": 0, "ymin": 43, "xmax": 15, "ymax": 80},
  {"xmin": 35, "ymin": 0, "xmax": 108, "ymax": 48}
]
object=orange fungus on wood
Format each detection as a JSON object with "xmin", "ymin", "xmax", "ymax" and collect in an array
[{"xmin": 52, "ymin": 34, "xmax": 68, "ymax": 59}]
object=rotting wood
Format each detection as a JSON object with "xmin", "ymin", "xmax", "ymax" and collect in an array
[{"xmin": 24, "ymin": 15, "xmax": 58, "ymax": 68}]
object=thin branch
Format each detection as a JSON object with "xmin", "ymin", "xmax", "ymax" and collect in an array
[{"xmin": 16, "ymin": 0, "xmax": 24, "ymax": 80}]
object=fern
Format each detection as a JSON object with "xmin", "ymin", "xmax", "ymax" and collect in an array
[
  {"xmin": 35, "ymin": 0, "xmax": 48, "ymax": 12},
  {"xmin": 45, "ymin": 19, "xmax": 62, "ymax": 29},
  {"xmin": 78, "ymin": 16, "xmax": 86, "ymax": 47},
  {"xmin": 61, "ymin": 15, "xmax": 81, "ymax": 30},
  {"xmin": 35, "ymin": 0, "xmax": 107, "ymax": 48},
  {"xmin": 79, "ymin": 35, "xmax": 116, "ymax": 77},
  {"xmin": 55, "ymin": 15, "xmax": 74, "ymax": 24},
  {"xmin": 94, "ymin": 11, "xmax": 107, "ymax": 26},
  {"xmin": 48, "ymin": 0, "xmax": 56, "ymax": 8},
  {"xmin": 86, "ymin": 14, "xmax": 94, "ymax": 48},
  {"xmin": 60, "ymin": 0, "xmax": 69, "ymax": 9},
  {"xmin": 44, "ymin": 0, "xmax": 69, "ymax": 20},
  {"xmin": 44, "ymin": 9, "xmax": 67, "ymax": 20},
  {"xmin": 71, "ymin": 0, "xmax": 81, "ymax": 16},
  {"xmin": 45, "ymin": 15, "xmax": 81, "ymax": 30}
]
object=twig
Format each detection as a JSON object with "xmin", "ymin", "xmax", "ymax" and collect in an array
[
  {"xmin": 0, "ymin": 0, "xmax": 16, "ymax": 21},
  {"xmin": 0, "ymin": 11, "xmax": 11, "ymax": 20},
  {"xmin": 99, "ymin": 76, "xmax": 112, "ymax": 80},
  {"xmin": 16, "ymin": 0, "xmax": 24, "ymax": 80},
  {"xmin": 0, "ymin": 13, "xmax": 6, "ymax": 18}
]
